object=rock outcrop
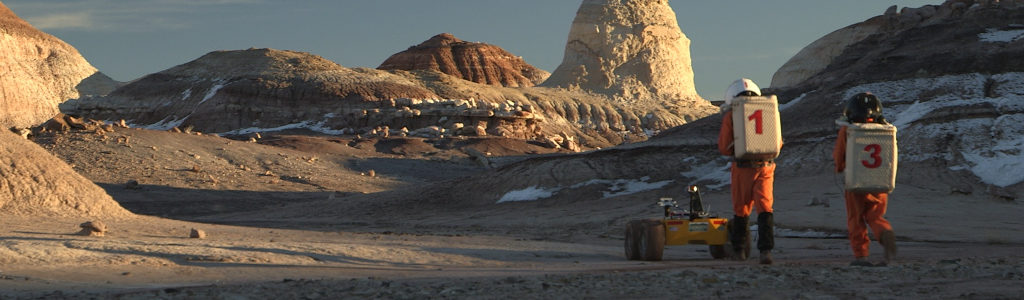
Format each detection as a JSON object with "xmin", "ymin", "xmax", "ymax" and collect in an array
[
  {"xmin": 64, "ymin": 47, "xmax": 705, "ymax": 149},
  {"xmin": 541, "ymin": 0, "xmax": 704, "ymax": 105},
  {"xmin": 771, "ymin": 0, "xmax": 1024, "ymax": 89},
  {"xmin": 0, "ymin": 2, "xmax": 101, "ymax": 129},
  {"xmin": 378, "ymin": 33, "xmax": 549, "ymax": 87},
  {"xmin": 61, "ymin": 1, "xmax": 721, "ymax": 148},
  {"xmin": 0, "ymin": 130, "xmax": 132, "ymax": 218},
  {"xmin": 65, "ymin": 48, "xmax": 442, "ymax": 134}
]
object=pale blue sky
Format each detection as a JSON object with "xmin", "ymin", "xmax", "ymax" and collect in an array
[{"xmin": 5, "ymin": 0, "xmax": 939, "ymax": 100}]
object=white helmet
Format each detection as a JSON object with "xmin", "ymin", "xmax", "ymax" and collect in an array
[{"xmin": 724, "ymin": 78, "xmax": 761, "ymax": 106}]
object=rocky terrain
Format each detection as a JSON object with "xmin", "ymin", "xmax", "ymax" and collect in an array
[
  {"xmin": 59, "ymin": 0, "xmax": 718, "ymax": 150},
  {"xmin": 379, "ymin": 33, "xmax": 550, "ymax": 88},
  {"xmin": 0, "ymin": 130, "xmax": 130, "ymax": 218},
  {"xmin": 0, "ymin": 0, "xmax": 1023, "ymax": 299}
]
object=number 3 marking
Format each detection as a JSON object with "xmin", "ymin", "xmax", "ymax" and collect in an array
[
  {"xmin": 862, "ymin": 144, "xmax": 882, "ymax": 168},
  {"xmin": 747, "ymin": 110, "xmax": 763, "ymax": 134}
]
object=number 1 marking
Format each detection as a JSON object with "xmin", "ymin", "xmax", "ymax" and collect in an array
[{"xmin": 747, "ymin": 110, "xmax": 763, "ymax": 134}]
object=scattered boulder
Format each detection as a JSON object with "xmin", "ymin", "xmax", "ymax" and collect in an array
[
  {"xmin": 77, "ymin": 221, "xmax": 108, "ymax": 237},
  {"xmin": 40, "ymin": 113, "xmax": 98, "ymax": 132},
  {"xmin": 464, "ymin": 147, "xmax": 494, "ymax": 169},
  {"xmin": 9, "ymin": 127, "xmax": 32, "ymax": 139},
  {"xmin": 189, "ymin": 228, "xmax": 207, "ymax": 239}
]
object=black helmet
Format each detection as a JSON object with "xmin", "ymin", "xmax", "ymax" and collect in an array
[{"xmin": 844, "ymin": 92, "xmax": 886, "ymax": 124}]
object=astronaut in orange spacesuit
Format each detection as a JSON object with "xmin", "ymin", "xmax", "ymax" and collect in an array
[
  {"xmin": 834, "ymin": 92, "xmax": 897, "ymax": 267},
  {"xmin": 718, "ymin": 78, "xmax": 780, "ymax": 265}
]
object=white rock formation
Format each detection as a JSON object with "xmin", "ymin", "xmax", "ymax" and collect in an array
[
  {"xmin": 542, "ymin": 0, "xmax": 702, "ymax": 103},
  {"xmin": 0, "ymin": 3, "xmax": 98, "ymax": 129},
  {"xmin": 770, "ymin": 21, "xmax": 884, "ymax": 89}
]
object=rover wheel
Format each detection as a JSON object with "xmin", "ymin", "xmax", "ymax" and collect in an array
[
  {"xmin": 639, "ymin": 219, "xmax": 665, "ymax": 261},
  {"xmin": 709, "ymin": 245, "xmax": 726, "ymax": 259},
  {"xmin": 624, "ymin": 220, "xmax": 643, "ymax": 260}
]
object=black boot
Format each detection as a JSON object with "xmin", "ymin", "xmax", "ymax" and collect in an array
[
  {"xmin": 730, "ymin": 215, "xmax": 749, "ymax": 261},
  {"xmin": 757, "ymin": 212, "xmax": 775, "ymax": 265}
]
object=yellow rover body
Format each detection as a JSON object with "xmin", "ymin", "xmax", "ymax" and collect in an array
[
  {"xmin": 663, "ymin": 217, "xmax": 729, "ymax": 246},
  {"xmin": 624, "ymin": 186, "xmax": 746, "ymax": 261}
]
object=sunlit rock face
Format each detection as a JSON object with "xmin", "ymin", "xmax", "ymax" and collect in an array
[
  {"xmin": 0, "ymin": 130, "xmax": 131, "ymax": 218},
  {"xmin": 542, "ymin": 0, "xmax": 703, "ymax": 105},
  {"xmin": 0, "ymin": 3, "xmax": 101, "ymax": 129}
]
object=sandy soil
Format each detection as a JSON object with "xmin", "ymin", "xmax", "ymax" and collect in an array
[{"xmin": 3, "ymin": 127, "xmax": 1021, "ymax": 299}]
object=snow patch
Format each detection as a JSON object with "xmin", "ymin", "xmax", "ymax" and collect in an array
[
  {"xmin": 496, "ymin": 176, "xmax": 673, "ymax": 203},
  {"xmin": 679, "ymin": 159, "xmax": 732, "ymax": 190},
  {"xmin": 570, "ymin": 177, "xmax": 673, "ymax": 198},
  {"xmin": 779, "ymin": 92, "xmax": 808, "ymax": 111},
  {"xmin": 218, "ymin": 113, "xmax": 350, "ymax": 136},
  {"xmin": 141, "ymin": 116, "xmax": 188, "ymax": 131},
  {"xmin": 962, "ymin": 148, "xmax": 1024, "ymax": 187},
  {"xmin": 497, "ymin": 186, "xmax": 560, "ymax": 203},
  {"xmin": 198, "ymin": 82, "xmax": 225, "ymax": 105},
  {"xmin": 979, "ymin": 28, "xmax": 1024, "ymax": 43}
]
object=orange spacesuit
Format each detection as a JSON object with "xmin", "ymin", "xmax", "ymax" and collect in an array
[
  {"xmin": 717, "ymin": 78, "xmax": 779, "ymax": 265},
  {"xmin": 718, "ymin": 113, "xmax": 776, "ymax": 218},
  {"xmin": 835, "ymin": 126, "xmax": 895, "ymax": 264},
  {"xmin": 834, "ymin": 92, "xmax": 897, "ymax": 266}
]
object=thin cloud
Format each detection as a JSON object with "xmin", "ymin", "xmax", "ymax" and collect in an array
[
  {"xmin": 7, "ymin": 0, "xmax": 265, "ymax": 32},
  {"xmin": 23, "ymin": 11, "xmax": 96, "ymax": 31}
]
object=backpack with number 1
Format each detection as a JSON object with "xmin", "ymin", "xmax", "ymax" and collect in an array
[
  {"xmin": 730, "ymin": 95, "xmax": 782, "ymax": 160},
  {"xmin": 844, "ymin": 122, "xmax": 898, "ymax": 193}
]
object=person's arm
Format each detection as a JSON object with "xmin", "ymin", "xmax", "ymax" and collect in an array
[
  {"xmin": 718, "ymin": 112, "xmax": 734, "ymax": 156},
  {"xmin": 833, "ymin": 126, "xmax": 847, "ymax": 173}
]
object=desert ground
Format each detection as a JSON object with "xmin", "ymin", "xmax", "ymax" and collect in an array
[{"xmin": 1, "ymin": 127, "xmax": 1021, "ymax": 299}]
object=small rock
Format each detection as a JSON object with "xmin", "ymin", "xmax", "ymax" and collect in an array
[
  {"xmin": 125, "ymin": 180, "xmax": 140, "ymax": 190},
  {"xmin": 78, "ymin": 221, "xmax": 108, "ymax": 237},
  {"xmin": 11, "ymin": 128, "xmax": 32, "ymax": 139},
  {"xmin": 189, "ymin": 228, "xmax": 207, "ymax": 239}
]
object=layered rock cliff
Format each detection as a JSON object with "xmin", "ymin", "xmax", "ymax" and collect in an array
[
  {"xmin": 66, "ymin": 49, "xmax": 444, "ymax": 134},
  {"xmin": 0, "ymin": 2, "xmax": 102, "ymax": 129},
  {"xmin": 378, "ymin": 33, "xmax": 550, "ymax": 87},
  {"xmin": 772, "ymin": 0, "xmax": 1024, "ymax": 89}
]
